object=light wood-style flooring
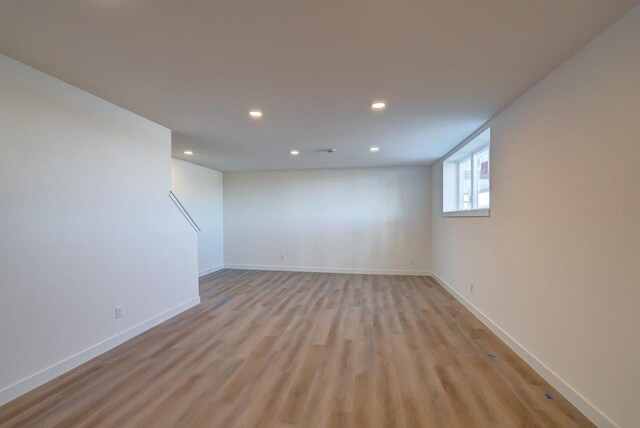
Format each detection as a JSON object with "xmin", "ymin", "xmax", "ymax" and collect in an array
[{"xmin": 0, "ymin": 270, "xmax": 593, "ymax": 427}]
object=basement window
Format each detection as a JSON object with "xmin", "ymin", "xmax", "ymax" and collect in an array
[{"xmin": 443, "ymin": 128, "xmax": 490, "ymax": 217}]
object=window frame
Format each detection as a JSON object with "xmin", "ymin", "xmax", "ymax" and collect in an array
[
  {"xmin": 474, "ymin": 146, "xmax": 490, "ymax": 210},
  {"xmin": 442, "ymin": 128, "xmax": 491, "ymax": 217},
  {"xmin": 458, "ymin": 155, "xmax": 472, "ymax": 210}
]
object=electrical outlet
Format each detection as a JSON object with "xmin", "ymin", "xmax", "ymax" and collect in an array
[
  {"xmin": 115, "ymin": 306, "xmax": 123, "ymax": 319},
  {"xmin": 280, "ymin": 255, "xmax": 284, "ymax": 261},
  {"xmin": 470, "ymin": 283, "xmax": 474, "ymax": 293},
  {"xmin": 410, "ymin": 258, "xmax": 415, "ymax": 264}
]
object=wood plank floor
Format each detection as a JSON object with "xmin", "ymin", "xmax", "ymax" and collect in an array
[{"xmin": 0, "ymin": 270, "xmax": 593, "ymax": 427}]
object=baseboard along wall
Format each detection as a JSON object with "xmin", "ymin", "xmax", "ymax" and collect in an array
[
  {"xmin": 431, "ymin": 273, "xmax": 616, "ymax": 428},
  {"xmin": 224, "ymin": 264, "xmax": 431, "ymax": 276},
  {"xmin": 0, "ymin": 297, "xmax": 201, "ymax": 407}
]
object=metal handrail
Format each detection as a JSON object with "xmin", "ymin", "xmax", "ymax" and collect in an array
[{"xmin": 169, "ymin": 190, "xmax": 201, "ymax": 232}]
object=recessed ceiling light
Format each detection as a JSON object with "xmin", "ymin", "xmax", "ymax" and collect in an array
[
  {"xmin": 249, "ymin": 110, "xmax": 263, "ymax": 119},
  {"xmin": 184, "ymin": 150, "xmax": 193, "ymax": 155},
  {"xmin": 371, "ymin": 101, "xmax": 386, "ymax": 110},
  {"xmin": 369, "ymin": 146, "xmax": 380, "ymax": 152},
  {"xmin": 290, "ymin": 150, "xmax": 300, "ymax": 156}
]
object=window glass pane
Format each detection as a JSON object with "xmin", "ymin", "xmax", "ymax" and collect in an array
[
  {"xmin": 459, "ymin": 157, "xmax": 472, "ymax": 210},
  {"xmin": 474, "ymin": 148, "xmax": 490, "ymax": 209}
]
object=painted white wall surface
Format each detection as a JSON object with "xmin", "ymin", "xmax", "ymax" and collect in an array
[
  {"xmin": 431, "ymin": 6, "xmax": 640, "ymax": 427},
  {"xmin": 0, "ymin": 54, "xmax": 199, "ymax": 405},
  {"xmin": 171, "ymin": 159, "xmax": 224, "ymax": 276},
  {"xmin": 224, "ymin": 167, "xmax": 431, "ymax": 274}
]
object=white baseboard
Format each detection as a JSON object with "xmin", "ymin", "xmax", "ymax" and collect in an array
[
  {"xmin": 430, "ymin": 273, "xmax": 617, "ymax": 428},
  {"xmin": 199, "ymin": 264, "xmax": 225, "ymax": 277},
  {"xmin": 0, "ymin": 296, "xmax": 201, "ymax": 407},
  {"xmin": 224, "ymin": 263, "xmax": 430, "ymax": 276}
]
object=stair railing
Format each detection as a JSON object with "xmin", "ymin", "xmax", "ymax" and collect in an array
[{"xmin": 169, "ymin": 190, "xmax": 201, "ymax": 232}]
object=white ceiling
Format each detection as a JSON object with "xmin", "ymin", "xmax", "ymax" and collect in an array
[{"xmin": 1, "ymin": 1, "xmax": 637, "ymax": 171}]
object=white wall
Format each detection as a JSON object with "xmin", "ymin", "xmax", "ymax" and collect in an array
[
  {"xmin": 171, "ymin": 159, "xmax": 224, "ymax": 276},
  {"xmin": 224, "ymin": 167, "xmax": 431, "ymax": 274},
  {"xmin": 0, "ymin": 54, "xmax": 200, "ymax": 405},
  {"xmin": 431, "ymin": 6, "xmax": 640, "ymax": 427}
]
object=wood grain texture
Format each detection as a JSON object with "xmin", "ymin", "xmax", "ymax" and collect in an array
[{"xmin": 0, "ymin": 270, "xmax": 594, "ymax": 427}]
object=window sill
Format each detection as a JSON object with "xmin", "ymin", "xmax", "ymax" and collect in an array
[{"xmin": 443, "ymin": 208, "xmax": 490, "ymax": 218}]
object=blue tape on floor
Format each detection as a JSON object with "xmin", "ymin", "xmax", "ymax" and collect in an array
[
  {"xmin": 488, "ymin": 354, "xmax": 496, "ymax": 359},
  {"xmin": 545, "ymin": 393, "xmax": 554, "ymax": 400},
  {"xmin": 206, "ymin": 294, "xmax": 231, "ymax": 312}
]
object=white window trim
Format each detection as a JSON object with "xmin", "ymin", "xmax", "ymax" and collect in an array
[
  {"xmin": 471, "ymin": 146, "xmax": 490, "ymax": 210},
  {"xmin": 442, "ymin": 128, "xmax": 491, "ymax": 217},
  {"xmin": 443, "ymin": 208, "xmax": 490, "ymax": 218}
]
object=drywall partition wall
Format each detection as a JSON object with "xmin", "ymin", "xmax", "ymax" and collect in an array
[
  {"xmin": 224, "ymin": 167, "xmax": 431, "ymax": 274},
  {"xmin": 0, "ymin": 54, "xmax": 199, "ymax": 405},
  {"xmin": 171, "ymin": 159, "xmax": 224, "ymax": 276},
  {"xmin": 431, "ymin": 6, "xmax": 640, "ymax": 427}
]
